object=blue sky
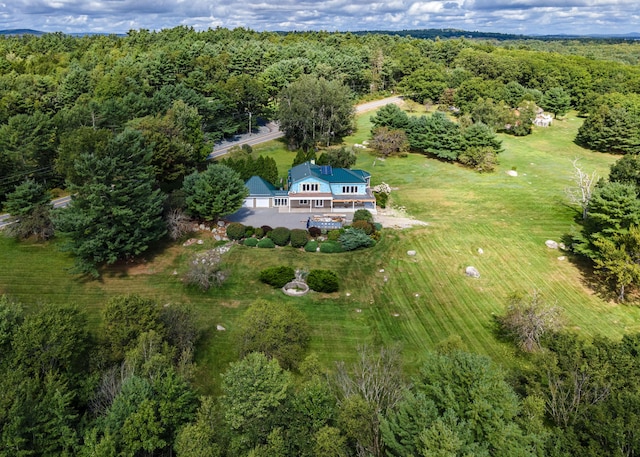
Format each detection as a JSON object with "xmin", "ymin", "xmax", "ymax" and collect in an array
[{"xmin": 2, "ymin": 0, "xmax": 638, "ymax": 35}]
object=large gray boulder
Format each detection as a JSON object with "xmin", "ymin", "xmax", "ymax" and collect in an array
[
  {"xmin": 545, "ymin": 240, "xmax": 559, "ymax": 249},
  {"xmin": 465, "ymin": 266, "xmax": 480, "ymax": 278}
]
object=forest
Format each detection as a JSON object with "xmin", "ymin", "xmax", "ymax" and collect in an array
[{"xmin": 2, "ymin": 26, "xmax": 640, "ymax": 456}]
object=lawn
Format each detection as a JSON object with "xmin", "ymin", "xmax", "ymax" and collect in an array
[{"xmin": 2, "ymin": 110, "xmax": 640, "ymax": 393}]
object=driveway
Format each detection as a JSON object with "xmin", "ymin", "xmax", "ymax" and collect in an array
[{"xmin": 225, "ymin": 208, "xmax": 352, "ymax": 230}]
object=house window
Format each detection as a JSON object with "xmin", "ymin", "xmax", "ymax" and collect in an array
[
  {"xmin": 274, "ymin": 198, "xmax": 288, "ymax": 207},
  {"xmin": 314, "ymin": 200, "xmax": 324, "ymax": 207},
  {"xmin": 342, "ymin": 185, "xmax": 358, "ymax": 194},
  {"xmin": 299, "ymin": 199, "xmax": 309, "ymax": 205},
  {"xmin": 302, "ymin": 183, "xmax": 319, "ymax": 192}
]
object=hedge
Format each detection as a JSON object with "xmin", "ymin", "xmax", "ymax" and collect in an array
[
  {"xmin": 243, "ymin": 237, "xmax": 259, "ymax": 247},
  {"xmin": 319, "ymin": 241, "xmax": 343, "ymax": 253},
  {"xmin": 353, "ymin": 209, "xmax": 374, "ymax": 223},
  {"xmin": 352, "ymin": 220, "xmax": 375, "ymax": 235},
  {"xmin": 307, "ymin": 269, "xmax": 339, "ymax": 293},
  {"xmin": 304, "ymin": 240, "xmax": 319, "ymax": 252},
  {"xmin": 268, "ymin": 227, "xmax": 291, "ymax": 246},
  {"xmin": 290, "ymin": 229, "xmax": 310, "ymax": 248},
  {"xmin": 259, "ymin": 266, "xmax": 295, "ymax": 288},
  {"xmin": 257, "ymin": 237, "xmax": 276, "ymax": 248},
  {"xmin": 226, "ymin": 222, "xmax": 246, "ymax": 240},
  {"xmin": 308, "ymin": 226, "xmax": 321, "ymax": 238}
]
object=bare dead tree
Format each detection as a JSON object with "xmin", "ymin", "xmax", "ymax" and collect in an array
[
  {"xmin": 566, "ymin": 158, "xmax": 598, "ymax": 220},
  {"xmin": 89, "ymin": 362, "xmax": 134, "ymax": 415},
  {"xmin": 546, "ymin": 360, "xmax": 611, "ymax": 427},
  {"xmin": 184, "ymin": 250, "xmax": 228, "ymax": 291},
  {"xmin": 334, "ymin": 344, "xmax": 406, "ymax": 457},
  {"xmin": 165, "ymin": 207, "xmax": 193, "ymax": 240},
  {"xmin": 498, "ymin": 290, "xmax": 563, "ymax": 352}
]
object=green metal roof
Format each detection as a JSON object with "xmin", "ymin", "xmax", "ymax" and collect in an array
[
  {"xmin": 245, "ymin": 176, "xmax": 277, "ymax": 197},
  {"xmin": 289, "ymin": 161, "xmax": 370, "ymax": 184}
]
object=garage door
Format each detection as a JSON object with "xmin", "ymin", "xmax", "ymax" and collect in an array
[
  {"xmin": 243, "ymin": 198, "xmax": 254, "ymax": 208},
  {"xmin": 255, "ymin": 198, "xmax": 270, "ymax": 208}
]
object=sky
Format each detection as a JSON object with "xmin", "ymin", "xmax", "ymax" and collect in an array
[{"xmin": 1, "ymin": 0, "xmax": 639, "ymax": 36}]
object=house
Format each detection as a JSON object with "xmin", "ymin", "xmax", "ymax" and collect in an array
[
  {"xmin": 242, "ymin": 176, "xmax": 289, "ymax": 209},
  {"xmin": 242, "ymin": 161, "xmax": 377, "ymax": 213}
]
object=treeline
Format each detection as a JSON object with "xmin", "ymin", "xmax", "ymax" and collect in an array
[
  {"xmin": 2, "ymin": 27, "xmax": 640, "ymax": 200},
  {"xmin": 3, "ymin": 293, "xmax": 640, "ymax": 456}
]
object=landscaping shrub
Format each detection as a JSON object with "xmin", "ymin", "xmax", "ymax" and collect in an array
[
  {"xmin": 327, "ymin": 229, "xmax": 343, "ymax": 241},
  {"xmin": 308, "ymin": 226, "xmax": 321, "ymax": 238},
  {"xmin": 353, "ymin": 209, "xmax": 374, "ymax": 223},
  {"xmin": 261, "ymin": 225, "xmax": 273, "ymax": 235},
  {"xmin": 374, "ymin": 222, "xmax": 383, "ymax": 231},
  {"xmin": 268, "ymin": 227, "xmax": 291, "ymax": 246},
  {"xmin": 243, "ymin": 237, "xmax": 259, "ymax": 247},
  {"xmin": 339, "ymin": 228, "xmax": 374, "ymax": 251},
  {"xmin": 290, "ymin": 229, "xmax": 310, "ymax": 248},
  {"xmin": 259, "ymin": 266, "xmax": 295, "ymax": 288},
  {"xmin": 226, "ymin": 222, "xmax": 246, "ymax": 240},
  {"xmin": 257, "ymin": 237, "xmax": 275, "ymax": 248},
  {"xmin": 244, "ymin": 225, "xmax": 255, "ymax": 237},
  {"xmin": 319, "ymin": 241, "xmax": 343, "ymax": 253},
  {"xmin": 352, "ymin": 220, "xmax": 375, "ymax": 235},
  {"xmin": 459, "ymin": 146, "xmax": 498, "ymax": 173},
  {"xmin": 304, "ymin": 240, "xmax": 319, "ymax": 252},
  {"xmin": 374, "ymin": 191, "xmax": 389, "ymax": 209},
  {"xmin": 307, "ymin": 269, "xmax": 339, "ymax": 293},
  {"xmin": 254, "ymin": 227, "xmax": 265, "ymax": 238}
]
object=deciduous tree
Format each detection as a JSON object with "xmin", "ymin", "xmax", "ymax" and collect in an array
[
  {"xmin": 237, "ymin": 300, "xmax": 310, "ymax": 370},
  {"xmin": 277, "ymin": 75, "xmax": 354, "ymax": 150}
]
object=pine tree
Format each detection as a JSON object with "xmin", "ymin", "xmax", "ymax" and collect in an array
[{"xmin": 55, "ymin": 129, "xmax": 166, "ymax": 276}]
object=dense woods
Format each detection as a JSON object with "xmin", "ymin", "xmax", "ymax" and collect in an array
[{"xmin": 3, "ymin": 27, "xmax": 640, "ymax": 456}]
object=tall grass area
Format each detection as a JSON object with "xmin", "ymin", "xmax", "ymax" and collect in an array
[{"xmin": 2, "ymin": 110, "xmax": 640, "ymax": 392}]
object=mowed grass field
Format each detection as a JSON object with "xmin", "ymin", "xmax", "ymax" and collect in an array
[{"xmin": 2, "ymin": 109, "xmax": 640, "ymax": 391}]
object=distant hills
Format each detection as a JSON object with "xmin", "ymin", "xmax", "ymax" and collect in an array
[{"xmin": 0, "ymin": 28, "xmax": 638, "ymax": 41}]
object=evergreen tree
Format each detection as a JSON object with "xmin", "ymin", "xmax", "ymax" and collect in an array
[
  {"xmin": 370, "ymin": 103, "xmax": 410, "ymax": 130},
  {"xmin": 182, "ymin": 163, "xmax": 248, "ymax": 221},
  {"xmin": 3, "ymin": 179, "xmax": 54, "ymax": 240},
  {"xmin": 54, "ymin": 129, "xmax": 166, "ymax": 277},
  {"xmin": 541, "ymin": 86, "xmax": 571, "ymax": 118},
  {"xmin": 408, "ymin": 112, "xmax": 463, "ymax": 160}
]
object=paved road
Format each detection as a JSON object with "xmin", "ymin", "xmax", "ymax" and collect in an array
[
  {"xmin": 0, "ymin": 195, "xmax": 72, "ymax": 229},
  {"xmin": 208, "ymin": 96, "xmax": 403, "ymax": 160}
]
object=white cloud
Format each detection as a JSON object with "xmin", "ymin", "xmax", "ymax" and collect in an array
[{"xmin": 0, "ymin": 0, "xmax": 638, "ymax": 35}]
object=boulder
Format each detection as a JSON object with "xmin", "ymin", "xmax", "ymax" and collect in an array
[
  {"xmin": 477, "ymin": 248, "xmax": 484, "ymax": 255},
  {"xmin": 465, "ymin": 266, "xmax": 480, "ymax": 278},
  {"xmin": 545, "ymin": 240, "xmax": 559, "ymax": 249},
  {"xmin": 407, "ymin": 250, "xmax": 417, "ymax": 256},
  {"xmin": 507, "ymin": 170, "xmax": 518, "ymax": 177},
  {"xmin": 558, "ymin": 256, "xmax": 566, "ymax": 261},
  {"xmin": 216, "ymin": 325, "xmax": 226, "ymax": 331}
]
